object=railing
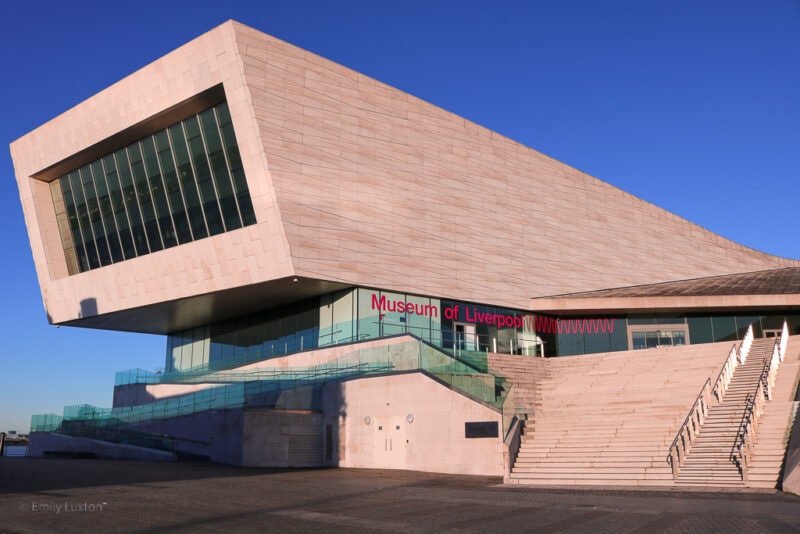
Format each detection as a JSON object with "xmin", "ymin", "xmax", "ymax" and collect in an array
[
  {"xmin": 36, "ymin": 335, "xmax": 510, "ymax": 435},
  {"xmin": 738, "ymin": 324, "xmax": 754, "ymax": 365},
  {"xmin": 730, "ymin": 320, "xmax": 788, "ymax": 480},
  {"xmin": 712, "ymin": 343, "xmax": 739, "ymax": 403},
  {"xmin": 30, "ymin": 413, "xmax": 63, "ymax": 433},
  {"xmin": 503, "ymin": 415, "xmax": 524, "ymax": 476},
  {"xmin": 711, "ymin": 324, "xmax": 753, "ymax": 403},
  {"xmin": 730, "ymin": 392, "xmax": 756, "ymax": 479},
  {"xmin": 143, "ymin": 324, "xmax": 546, "ymax": 383},
  {"xmin": 730, "ymin": 377, "xmax": 769, "ymax": 481},
  {"xmin": 765, "ymin": 335, "xmax": 784, "ymax": 400},
  {"xmin": 779, "ymin": 320, "xmax": 789, "ymax": 364},
  {"xmin": 667, "ymin": 378, "xmax": 712, "ymax": 478}
]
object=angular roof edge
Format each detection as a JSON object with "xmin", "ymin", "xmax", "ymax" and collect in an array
[{"xmin": 532, "ymin": 267, "xmax": 800, "ymax": 315}]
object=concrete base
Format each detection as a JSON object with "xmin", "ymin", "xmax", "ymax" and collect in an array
[
  {"xmin": 28, "ymin": 433, "xmax": 176, "ymax": 462},
  {"xmin": 324, "ymin": 372, "xmax": 504, "ymax": 476}
]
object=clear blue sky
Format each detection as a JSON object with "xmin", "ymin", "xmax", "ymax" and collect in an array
[{"xmin": 1, "ymin": 1, "xmax": 798, "ymax": 432}]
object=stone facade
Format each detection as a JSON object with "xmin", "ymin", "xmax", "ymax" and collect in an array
[{"xmin": 10, "ymin": 20, "xmax": 797, "ymax": 334}]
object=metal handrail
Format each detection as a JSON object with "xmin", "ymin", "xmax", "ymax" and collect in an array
[
  {"xmin": 730, "ymin": 392, "xmax": 756, "ymax": 476},
  {"xmin": 712, "ymin": 343, "xmax": 739, "ymax": 403},
  {"xmin": 737, "ymin": 324, "xmax": 754, "ymax": 365},
  {"xmin": 711, "ymin": 324, "xmax": 753, "ymax": 403},
  {"xmin": 503, "ymin": 415, "xmax": 524, "ymax": 476},
  {"xmin": 730, "ymin": 372, "xmax": 768, "ymax": 479},
  {"xmin": 730, "ymin": 327, "xmax": 786, "ymax": 479},
  {"xmin": 667, "ymin": 377, "xmax": 711, "ymax": 477}
]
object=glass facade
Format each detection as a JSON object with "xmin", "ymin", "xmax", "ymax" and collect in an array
[
  {"xmin": 165, "ymin": 289, "xmax": 539, "ymax": 372},
  {"xmin": 50, "ymin": 102, "xmax": 256, "ymax": 274},
  {"xmin": 557, "ymin": 313, "xmax": 800, "ymax": 356},
  {"xmin": 164, "ymin": 286, "xmax": 800, "ymax": 372}
]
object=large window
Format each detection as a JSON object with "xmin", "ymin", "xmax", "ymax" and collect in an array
[{"xmin": 51, "ymin": 102, "xmax": 256, "ymax": 274}]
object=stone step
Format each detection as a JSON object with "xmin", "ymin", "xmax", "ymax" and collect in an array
[
  {"xmin": 512, "ymin": 466, "xmax": 671, "ymax": 475},
  {"xmin": 517, "ymin": 452, "xmax": 668, "ymax": 461},
  {"xmin": 509, "ymin": 473, "xmax": 675, "ymax": 484}
]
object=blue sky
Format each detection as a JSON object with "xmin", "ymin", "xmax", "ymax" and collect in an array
[{"xmin": 1, "ymin": 1, "xmax": 798, "ymax": 432}]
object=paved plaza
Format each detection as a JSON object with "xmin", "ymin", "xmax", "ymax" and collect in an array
[{"xmin": 1, "ymin": 458, "xmax": 799, "ymax": 533}]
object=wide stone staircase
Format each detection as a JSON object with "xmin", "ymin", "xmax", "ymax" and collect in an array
[
  {"xmin": 497, "ymin": 342, "xmax": 735, "ymax": 486},
  {"xmin": 675, "ymin": 334, "xmax": 800, "ymax": 488},
  {"xmin": 746, "ymin": 336, "xmax": 800, "ymax": 488},
  {"xmin": 673, "ymin": 338, "xmax": 776, "ymax": 486},
  {"xmin": 488, "ymin": 354, "xmax": 548, "ymax": 421}
]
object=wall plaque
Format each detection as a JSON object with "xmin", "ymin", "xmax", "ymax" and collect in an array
[{"xmin": 465, "ymin": 421, "xmax": 498, "ymax": 438}]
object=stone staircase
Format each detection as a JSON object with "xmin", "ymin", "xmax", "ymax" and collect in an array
[
  {"xmin": 495, "ymin": 332, "xmax": 800, "ymax": 488},
  {"xmin": 488, "ymin": 354, "xmax": 548, "ymax": 419},
  {"xmin": 742, "ymin": 336, "xmax": 800, "ymax": 488},
  {"xmin": 497, "ymin": 342, "xmax": 734, "ymax": 486},
  {"xmin": 673, "ymin": 338, "xmax": 776, "ymax": 486}
]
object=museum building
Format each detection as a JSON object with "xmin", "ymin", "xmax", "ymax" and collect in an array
[{"xmin": 11, "ymin": 21, "xmax": 800, "ymax": 481}]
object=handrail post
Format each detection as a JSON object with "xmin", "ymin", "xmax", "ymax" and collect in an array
[
  {"xmin": 779, "ymin": 319, "xmax": 789, "ymax": 361},
  {"xmin": 737, "ymin": 324, "xmax": 753, "ymax": 365},
  {"xmin": 669, "ymin": 448, "xmax": 680, "ymax": 478}
]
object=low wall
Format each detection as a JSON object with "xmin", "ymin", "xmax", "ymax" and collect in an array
[
  {"xmin": 126, "ymin": 409, "xmax": 244, "ymax": 464},
  {"xmin": 324, "ymin": 372, "xmax": 504, "ymax": 476},
  {"xmin": 28, "ymin": 433, "xmax": 176, "ymax": 461},
  {"xmin": 242, "ymin": 409, "xmax": 323, "ymax": 467}
]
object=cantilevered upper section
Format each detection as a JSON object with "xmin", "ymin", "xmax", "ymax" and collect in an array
[{"xmin": 10, "ymin": 20, "xmax": 798, "ymax": 333}]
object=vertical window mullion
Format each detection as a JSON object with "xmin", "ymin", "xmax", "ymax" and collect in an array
[
  {"xmin": 213, "ymin": 105, "xmax": 245, "ymax": 227},
  {"xmin": 216, "ymin": 102, "xmax": 256, "ymax": 226},
  {"xmin": 82, "ymin": 164, "xmax": 112, "ymax": 266},
  {"xmin": 102, "ymin": 154, "xmax": 136, "ymax": 260},
  {"xmin": 140, "ymin": 136, "xmax": 176, "ymax": 248},
  {"xmin": 128, "ymin": 142, "xmax": 163, "ymax": 253},
  {"xmin": 60, "ymin": 176, "xmax": 90, "ymax": 272},
  {"xmin": 157, "ymin": 130, "xmax": 192, "ymax": 244},
  {"xmin": 184, "ymin": 115, "xmax": 224, "ymax": 235},
  {"xmin": 92, "ymin": 160, "xmax": 124, "ymax": 263},
  {"xmin": 115, "ymin": 148, "xmax": 150, "ymax": 256},
  {"xmin": 71, "ymin": 168, "xmax": 101, "ymax": 269},
  {"xmin": 171, "ymin": 122, "xmax": 207, "ymax": 240},
  {"xmin": 200, "ymin": 107, "xmax": 241, "ymax": 231}
]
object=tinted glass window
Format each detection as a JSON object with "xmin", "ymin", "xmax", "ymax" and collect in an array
[{"xmin": 53, "ymin": 102, "xmax": 256, "ymax": 274}]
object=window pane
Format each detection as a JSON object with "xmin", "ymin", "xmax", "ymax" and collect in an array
[
  {"xmin": 687, "ymin": 317, "xmax": 713, "ymax": 344},
  {"xmin": 711, "ymin": 316, "xmax": 737, "ymax": 342}
]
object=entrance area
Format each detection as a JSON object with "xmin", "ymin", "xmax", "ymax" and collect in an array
[
  {"xmin": 454, "ymin": 322, "xmax": 478, "ymax": 351},
  {"xmin": 372, "ymin": 415, "xmax": 407, "ymax": 467}
]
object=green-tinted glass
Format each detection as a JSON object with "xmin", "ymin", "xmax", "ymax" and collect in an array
[{"xmin": 53, "ymin": 101, "xmax": 256, "ymax": 273}]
